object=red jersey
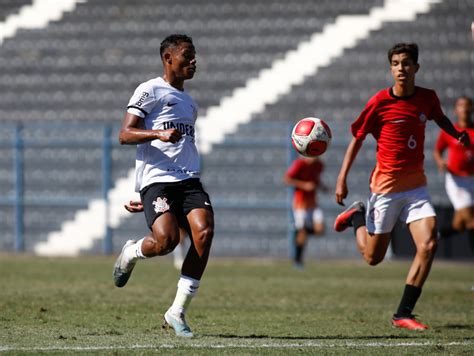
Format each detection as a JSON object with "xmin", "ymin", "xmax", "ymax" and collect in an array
[
  {"xmin": 352, "ymin": 87, "xmax": 445, "ymax": 193},
  {"xmin": 435, "ymin": 124, "xmax": 474, "ymax": 176},
  {"xmin": 286, "ymin": 158, "xmax": 323, "ymax": 209}
]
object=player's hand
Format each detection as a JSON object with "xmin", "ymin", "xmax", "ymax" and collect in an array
[
  {"xmin": 124, "ymin": 200, "xmax": 144, "ymax": 213},
  {"xmin": 157, "ymin": 129, "xmax": 182, "ymax": 143},
  {"xmin": 335, "ymin": 178, "xmax": 348, "ymax": 206},
  {"xmin": 458, "ymin": 130, "xmax": 471, "ymax": 147}
]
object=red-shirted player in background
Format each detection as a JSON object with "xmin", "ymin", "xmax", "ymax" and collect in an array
[
  {"xmin": 284, "ymin": 156, "xmax": 327, "ymax": 269},
  {"xmin": 433, "ymin": 96, "xmax": 474, "ymax": 252},
  {"xmin": 334, "ymin": 43, "xmax": 470, "ymax": 330}
]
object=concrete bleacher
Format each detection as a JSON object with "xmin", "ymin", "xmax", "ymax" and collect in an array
[
  {"xmin": 0, "ymin": 0, "xmax": 472, "ymax": 257},
  {"xmin": 0, "ymin": 0, "xmax": 32, "ymax": 22}
]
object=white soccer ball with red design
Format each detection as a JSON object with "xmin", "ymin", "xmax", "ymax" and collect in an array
[{"xmin": 291, "ymin": 117, "xmax": 332, "ymax": 157}]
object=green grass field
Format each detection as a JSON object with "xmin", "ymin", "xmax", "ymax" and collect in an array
[{"xmin": 0, "ymin": 255, "xmax": 473, "ymax": 354}]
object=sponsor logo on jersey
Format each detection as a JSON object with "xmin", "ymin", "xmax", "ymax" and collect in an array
[
  {"xmin": 135, "ymin": 92, "xmax": 149, "ymax": 107},
  {"xmin": 163, "ymin": 121, "xmax": 195, "ymax": 138},
  {"xmin": 166, "ymin": 102, "xmax": 178, "ymax": 107},
  {"xmin": 152, "ymin": 197, "xmax": 170, "ymax": 213}
]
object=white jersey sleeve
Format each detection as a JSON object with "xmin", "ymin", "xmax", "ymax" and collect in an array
[{"xmin": 127, "ymin": 82, "xmax": 157, "ymax": 118}]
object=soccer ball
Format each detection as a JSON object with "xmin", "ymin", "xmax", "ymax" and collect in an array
[{"xmin": 291, "ymin": 117, "xmax": 332, "ymax": 157}]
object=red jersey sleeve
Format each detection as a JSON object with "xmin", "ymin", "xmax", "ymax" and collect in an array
[
  {"xmin": 435, "ymin": 130, "xmax": 449, "ymax": 153},
  {"xmin": 351, "ymin": 94, "xmax": 379, "ymax": 140},
  {"xmin": 286, "ymin": 159, "xmax": 304, "ymax": 179}
]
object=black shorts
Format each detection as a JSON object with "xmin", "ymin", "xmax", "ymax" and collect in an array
[{"xmin": 140, "ymin": 178, "xmax": 213, "ymax": 230}]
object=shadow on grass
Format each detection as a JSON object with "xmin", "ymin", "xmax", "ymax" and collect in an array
[
  {"xmin": 204, "ymin": 334, "xmax": 421, "ymax": 340},
  {"xmin": 439, "ymin": 324, "xmax": 474, "ymax": 330}
]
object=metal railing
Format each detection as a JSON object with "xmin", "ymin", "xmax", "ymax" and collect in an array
[{"xmin": 0, "ymin": 123, "xmax": 117, "ymax": 253}]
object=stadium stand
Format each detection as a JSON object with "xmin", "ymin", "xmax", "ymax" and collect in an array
[
  {"xmin": 0, "ymin": 0, "xmax": 32, "ymax": 22},
  {"xmin": 0, "ymin": 0, "xmax": 472, "ymax": 258}
]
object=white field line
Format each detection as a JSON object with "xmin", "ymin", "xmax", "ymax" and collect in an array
[
  {"xmin": 0, "ymin": 0, "xmax": 87, "ymax": 45},
  {"xmin": 0, "ymin": 340, "xmax": 472, "ymax": 352},
  {"xmin": 33, "ymin": 0, "xmax": 441, "ymax": 256}
]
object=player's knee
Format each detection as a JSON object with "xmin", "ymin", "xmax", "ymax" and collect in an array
[
  {"xmin": 193, "ymin": 226, "xmax": 214, "ymax": 253},
  {"xmin": 417, "ymin": 238, "xmax": 437, "ymax": 257},
  {"xmin": 150, "ymin": 231, "xmax": 180, "ymax": 255},
  {"xmin": 365, "ymin": 254, "xmax": 384, "ymax": 266}
]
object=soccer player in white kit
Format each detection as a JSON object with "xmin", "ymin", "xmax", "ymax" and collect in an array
[{"xmin": 113, "ymin": 34, "xmax": 214, "ymax": 338}]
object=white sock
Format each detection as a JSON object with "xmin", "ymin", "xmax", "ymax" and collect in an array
[
  {"xmin": 124, "ymin": 238, "xmax": 147, "ymax": 262},
  {"xmin": 134, "ymin": 238, "xmax": 147, "ymax": 259},
  {"xmin": 170, "ymin": 275, "xmax": 200, "ymax": 315}
]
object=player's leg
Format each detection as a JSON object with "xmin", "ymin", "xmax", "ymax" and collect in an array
[
  {"xmin": 335, "ymin": 193, "xmax": 398, "ymax": 265},
  {"xmin": 391, "ymin": 216, "xmax": 436, "ymax": 330},
  {"xmin": 452, "ymin": 208, "xmax": 467, "ymax": 231},
  {"xmin": 465, "ymin": 206, "xmax": 474, "ymax": 252},
  {"xmin": 143, "ymin": 212, "xmax": 181, "ymax": 256},
  {"xmin": 446, "ymin": 172, "xmax": 474, "ymax": 250},
  {"xmin": 312, "ymin": 207, "xmax": 325, "ymax": 236},
  {"xmin": 173, "ymin": 228, "xmax": 188, "ymax": 270},
  {"xmin": 181, "ymin": 208, "xmax": 214, "ymax": 279},
  {"xmin": 358, "ymin": 230, "xmax": 391, "ymax": 266},
  {"xmin": 392, "ymin": 188, "xmax": 436, "ymax": 330},
  {"xmin": 294, "ymin": 229, "xmax": 308, "ymax": 268},
  {"xmin": 293, "ymin": 209, "xmax": 309, "ymax": 268},
  {"xmin": 453, "ymin": 206, "xmax": 474, "ymax": 253},
  {"xmin": 164, "ymin": 179, "xmax": 214, "ymax": 337},
  {"xmin": 113, "ymin": 212, "xmax": 181, "ymax": 288},
  {"xmin": 113, "ymin": 183, "xmax": 181, "ymax": 288},
  {"xmin": 164, "ymin": 208, "xmax": 213, "ymax": 337},
  {"xmin": 405, "ymin": 216, "xmax": 437, "ymax": 287}
]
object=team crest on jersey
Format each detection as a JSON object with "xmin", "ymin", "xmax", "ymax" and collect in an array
[
  {"xmin": 152, "ymin": 197, "xmax": 170, "ymax": 213},
  {"xmin": 419, "ymin": 112, "xmax": 427, "ymax": 124}
]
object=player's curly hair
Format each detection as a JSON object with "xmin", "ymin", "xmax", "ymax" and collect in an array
[
  {"xmin": 160, "ymin": 34, "xmax": 193, "ymax": 59},
  {"xmin": 388, "ymin": 43, "xmax": 419, "ymax": 64}
]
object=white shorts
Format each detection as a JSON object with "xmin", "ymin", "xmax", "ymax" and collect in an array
[
  {"xmin": 366, "ymin": 186, "xmax": 436, "ymax": 234},
  {"xmin": 445, "ymin": 172, "xmax": 474, "ymax": 210},
  {"xmin": 293, "ymin": 208, "xmax": 324, "ymax": 230}
]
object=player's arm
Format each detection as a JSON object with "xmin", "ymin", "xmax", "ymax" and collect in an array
[
  {"xmin": 433, "ymin": 115, "xmax": 470, "ymax": 147},
  {"xmin": 432, "ymin": 133, "xmax": 447, "ymax": 173},
  {"xmin": 335, "ymin": 137, "xmax": 363, "ymax": 206},
  {"xmin": 432, "ymin": 147, "xmax": 447, "ymax": 173},
  {"xmin": 118, "ymin": 112, "xmax": 182, "ymax": 145}
]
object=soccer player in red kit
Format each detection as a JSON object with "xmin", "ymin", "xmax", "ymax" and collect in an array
[
  {"xmin": 334, "ymin": 43, "xmax": 470, "ymax": 330},
  {"xmin": 284, "ymin": 156, "xmax": 326, "ymax": 268},
  {"xmin": 433, "ymin": 96, "xmax": 474, "ymax": 251}
]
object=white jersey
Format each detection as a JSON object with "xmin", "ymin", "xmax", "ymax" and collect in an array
[{"xmin": 127, "ymin": 76, "xmax": 200, "ymax": 191}]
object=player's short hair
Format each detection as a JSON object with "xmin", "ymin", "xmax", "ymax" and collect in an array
[
  {"xmin": 388, "ymin": 43, "xmax": 419, "ymax": 64},
  {"xmin": 456, "ymin": 95, "xmax": 472, "ymax": 105},
  {"xmin": 160, "ymin": 34, "xmax": 193, "ymax": 59}
]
